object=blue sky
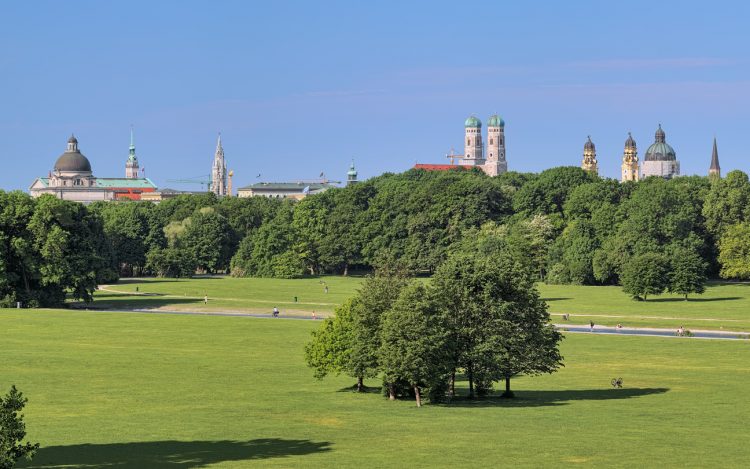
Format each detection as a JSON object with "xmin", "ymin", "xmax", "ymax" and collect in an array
[{"xmin": 1, "ymin": 0, "xmax": 749, "ymax": 191}]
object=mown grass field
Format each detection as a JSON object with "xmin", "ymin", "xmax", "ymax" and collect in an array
[
  {"xmin": 2, "ymin": 309, "xmax": 749, "ymax": 468},
  {"xmin": 91, "ymin": 277, "xmax": 750, "ymax": 332}
]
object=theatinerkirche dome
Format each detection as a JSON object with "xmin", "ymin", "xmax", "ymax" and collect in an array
[
  {"xmin": 54, "ymin": 134, "xmax": 92, "ymax": 173},
  {"xmin": 644, "ymin": 124, "xmax": 676, "ymax": 162}
]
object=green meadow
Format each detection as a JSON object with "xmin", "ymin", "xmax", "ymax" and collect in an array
[
  {"xmin": 2, "ymin": 309, "xmax": 749, "ymax": 468},
  {"xmin": 91, "ymin": 277, "xmax": 750, "ymax": 332}
]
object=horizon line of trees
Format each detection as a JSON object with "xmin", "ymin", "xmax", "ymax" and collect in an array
[{"xmin": 3, "ymin": 166, "xmax": 750, "ymax": 306}]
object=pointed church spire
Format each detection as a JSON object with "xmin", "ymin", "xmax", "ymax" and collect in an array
[
  {"xmin": 125, "ymin": 126, "xmax": 140, "ymax": 179},
  {"xmin": 709, "ymin": 137, "xmax": 721, "ymax": 178}
]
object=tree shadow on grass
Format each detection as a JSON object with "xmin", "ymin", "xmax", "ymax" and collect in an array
[
  {"xmin": 541, "ymin": 298, "xmax": 572, "ymax": 302},
  {"xmin": 442, "ymin": 388, "xmax": 669, "ymax": 408},
  {"xmin": 646, "ymin": 297, "xmax": 741, "ymax": 303},
  {"xmin": 20, "ymin": 438, "xmax": 332, "ymax": 469},
  {"xmin": 113, "ymin": 278, "xmax": 180, "ymax": 285},
  {"xmin": 336, "ymin": 384, "xmax": 381, "ymax": 394},
  {"xmin": 85, "ymin": 297, "xmax": 205, "ymax": 310}
]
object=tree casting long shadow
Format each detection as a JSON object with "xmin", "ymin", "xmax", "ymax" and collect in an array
[
  {"xmin": 443, "ymin": 387, "xmax": 670, "ymax": 408},
  {"xmin": 19, "ymin": 438, "xmax": 332, "ymax": 469}
]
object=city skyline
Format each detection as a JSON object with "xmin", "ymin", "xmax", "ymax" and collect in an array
[{"xmin": 2, "ymin": 0, "xmax": 749, "ymax": 191}]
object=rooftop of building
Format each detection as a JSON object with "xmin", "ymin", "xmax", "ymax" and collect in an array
[
  {"xmin": 36, "ymin": 177, "xmax": 157, "ymax": 189},
  {"xmin": 237, "ymin": 182, "xmax": 337, "ymax": 191},
  {"xmin": 413, "ymin": 164, "xmax": 470, "ymax": 171}
]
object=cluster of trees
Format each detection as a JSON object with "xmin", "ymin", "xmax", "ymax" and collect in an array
[
  {"xmin": 3, "ymin": 166, "xmax": 749, "ymax": 306},
  {"xmin": 0, "ymin": 192, "xmax": 112, "ymax": 307},
  {"xmin": 304, "ymin": 227, "xmax": 563, "ymax": 406}
]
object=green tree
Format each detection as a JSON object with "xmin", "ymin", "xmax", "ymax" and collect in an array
[
  {"xmin": 702, "ymin": 170, "xmax": 750, "ymax": 237},
  {"xmin": 718, "ymin": 223, "xmax": 750, "ymax": 280},
  {"xmin": 181, "ymin": 207, "xmax": 232, "ymax": 273},
  {"xmin": 146, "ymin": 247, "xmax": 195, "ymax": 278},
  {"xmin": 304, "ymin": 299, "xmax": 357, "ymax": 385},
  {"xmin": 668, "ymin": 248, "xmax": 707, "ymax": 299},
  {"xmin": 0, "ymin": 385, "xmax": 39, "ymax": 468},
  {"xmin": 379, "ymin": 282, "xmax": 450, "ymax": 406},
  {"xmin": 620, "ymin": 252, "xmax": 669, "ymax": 300}
]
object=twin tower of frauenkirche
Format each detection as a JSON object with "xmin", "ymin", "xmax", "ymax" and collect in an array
[{"xmin": 459, "ymin": 115, "xmax": 507, "ymax": 176}]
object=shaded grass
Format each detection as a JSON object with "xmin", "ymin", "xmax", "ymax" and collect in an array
[{"xmin": 2, "ymin": 309, "xmax": 750, "ymax": 467}]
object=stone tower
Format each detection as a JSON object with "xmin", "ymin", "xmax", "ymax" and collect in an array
[
  {"xmin": 709, "ymin": 137, "xmax": 721, "ymax": 179},
  {"xmin": 484, "ymin": 114, "xmax": 507, "ymax": 176},
  {"xmin": 581, "ymin": 136, "xmax": 598, "ymax": 174},
  {"xmin": 211, "ymin": 134, "xmax": 227, "ymax": 196},
  {"xmin": 347, "ymin": 161, "xmax": 358, "ymax": 186},
  {"xmin": 125, "ymin": 128, "xmax": 139, "ymax": 179},
  {"xmin": 463, "ymin": 116, "xmax": 484, "ymax": 166},
  {"xmin": 621, "ymin": 132, "xmax": 639, "ymax": 182}
]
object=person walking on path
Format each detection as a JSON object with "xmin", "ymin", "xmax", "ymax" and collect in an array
[
  {"xmin": 204, "ymin": 295, "xmax": 208, "ymax": 305},
  {"xmin": 273, "ymin": 306, "xmax": 279, "ymax": 318},
  {"xmin": 589, "ymin": 321, "xmax": 595, "ymax": 332}
]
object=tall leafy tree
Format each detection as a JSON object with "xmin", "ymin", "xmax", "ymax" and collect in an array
[
  {"xmin": 620, "ymin": 252, "xmax": 669, "ymax": 300},
  {"xmin": 718, "ymin": 223, "xmax": 750, "ymax": 280},
  {"xmin": 379, "ymin": 282, "xmax": 451, "ymax": 406},
  {"xmin": 668, "ymin": 247, "xmax": 707, "ymax": 299}
]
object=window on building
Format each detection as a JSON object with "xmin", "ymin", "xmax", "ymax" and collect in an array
[
  {"xmin": 490, "ymin": 138, "xmax": 494, "ymax": 145},
  {"xmin": 467, "ymin": 138, "xmax": 471, "ymax": 146}
]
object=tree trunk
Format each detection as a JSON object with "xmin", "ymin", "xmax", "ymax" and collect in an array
[
  {"xmin": 467, "ymin": 362, "xmax": 475, "ymax": 399},
  {"xmin": 357, "ymin": 376, "xmax": 364, "ymax": 392},
  {"xmin": 343, "ymin": 264, "xmax": 349, "ymax": 276},
  {"xmin": 449, "ymin": 370, "xmax": 456, "ymax": 397},
  {"xmin": 388, "ymin": 383, "xmax": 396, "ymax": 400},
  {"xmin": 502, "ymin": 375, "xmax": 515, "ymax": 398},
  {"xmin": 414, "ymin": 385, "xmax": 422, "ymax": 407}
]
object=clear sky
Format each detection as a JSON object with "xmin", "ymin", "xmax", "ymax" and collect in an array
[{"xmin": 2, "ymin": 0, "xmax": 749, "ymax": 191}]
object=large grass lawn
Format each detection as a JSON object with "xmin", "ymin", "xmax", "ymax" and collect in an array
[
  {"xmin": 91, "ymin": 277, "xmax": 750, "ymax": 331},
  {"xmin": 2, "ymin": 309, "xmax": 750, "ymax": 468}
]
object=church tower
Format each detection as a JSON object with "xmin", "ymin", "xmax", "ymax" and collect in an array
[
  {"xmin": 347, "ymin": 161, "xmax": 358, "ymax": 186},
  {"xmin": 581, "ymin": 136, "xmax": 598, "ymax": 174},
  {"xmin": 463, "ymin": 116, "xmax": 484, "ymax": 166},
  {"xmin": 484, "ymin": 114, "xmax": 507, "ymax": 176},
  {"xmin": 211, "ymin": 134, "xmax": 227, "ymax": 196},
  {"xmin": 125, "ymin": 128, "xmax": 139, "ymax": 179},
  {"xmin": 709, "ymin": 137, "xmax": 721, "ymax": 179},
  {"xmin": 621, "ymin": 132, "xmax": 639, "ymax": 182}
]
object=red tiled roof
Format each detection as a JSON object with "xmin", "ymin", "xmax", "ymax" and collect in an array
[{"xmin": 413, "ymin": 164, "xmax": 468, "ymax": 171}]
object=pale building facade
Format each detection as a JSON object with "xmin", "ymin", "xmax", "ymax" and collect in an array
[
  {"xmin": 641, "ymin": 125, "xmax": 680, "ymax": 179},
  {"xmin": 211, "ymin": 134, "xmax": 227, "ymax": 196},
  {"xmin": 621, "ymin": 133, "xmax": 640, "ymax": 182},
  {"xmin": 581, "ymin": 136, "xmax": 598, "ymax": 174},
  {"xmin": 29, "ymin": 134, "xmax": 157, "ymax": 203}
]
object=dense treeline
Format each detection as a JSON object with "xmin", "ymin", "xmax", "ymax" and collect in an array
[{"xmin": 2, "ymin": 166, "xmax": 750, "ymax": 306}]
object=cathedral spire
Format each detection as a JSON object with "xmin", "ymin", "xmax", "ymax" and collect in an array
[
  {"xmin": 211, "ymin": 133, "xmax": 227, "ymax": 196},
  {"xmin": 709, "ymin": 137, "xmax": 721, "ymax": 178}
]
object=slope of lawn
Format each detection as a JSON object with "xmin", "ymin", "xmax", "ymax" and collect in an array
[
  {"xmin": 2, "ymin": 309, "xmax": 749, "ymax": 468},
  {"xmin": 90, "ymin": 277, "xmax": 750, "ymax": 331}
]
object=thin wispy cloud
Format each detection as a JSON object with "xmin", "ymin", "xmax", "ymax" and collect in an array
[{"xmin": 568, "ymin": 57, "xmax": 740, "ymax": 70}]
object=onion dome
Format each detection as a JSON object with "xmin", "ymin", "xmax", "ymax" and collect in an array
[
  {"xmin": 487, "ymin": 114, "xmax": 505, "ymax": 127},
  {"xmin": 584, "ymin": 136, "xmax": 595, "ymax": 152},
  {"xmin": 644, "ymin": 124, "xmax": 677, "ymax": 161},
  {"xmin": 347, "ymin": 161, "xmax": 357, "ymax": 177},
  {"xmin": 464, "ymin": 116, "xmax": 482, "ymax": 128},
  {"xmin": 54, "ymin": 134, "xmax": 92, "ymax": 173},
  {"xmin": 625, "ymin": 132, "xmax": 637, "ymax": 149}
]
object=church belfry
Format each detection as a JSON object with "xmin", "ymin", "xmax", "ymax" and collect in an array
[
  {"xmin": 211, "ymin": 134, "xmax": 227, "ymax": 196},
  {"xmin": 125, "ymin": 127, "xmax": 139, "ymax": 179},
  {"xmin": 621, "ymin": 132, "xmax": 639, "ymax": 182},
  {"xmin": 709, "ymin": 137, "xmax": 721, "ymax": 179},
  {"xmin": 581, "ymin": 136, "xmax": 598, "ymax": 174},
  {"xmin": 347, "ymin": 160, "xmax": 358, "ymax": 186},
  {"xmin": 484, "ymin": 114, "xmax": 507, "ymax": 176},
  {"xmin": 463, "ymin": 116, "xmax": 484, "ymax": 165}
]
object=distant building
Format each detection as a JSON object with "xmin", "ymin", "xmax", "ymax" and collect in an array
[
  {"xmin": 211, "ymin": 134, "xmax": 227, "ymax": 196},
  {"xmin": 709, "ymin": 138, "xmax": 721, "ymax": 179},
  {"xmin": 621, "ymin": 133, "xmax": 639, "ymax": 182},
  {"xmin": 347, "ymin": 161, "xmax": 358, "ymax": 186},
  {"xmin": 140, "ymin": 188, "xmax": 200, "ymax": 203},
  {"xmin": 237, "ymin": 182, "xmax": 336, "ymax": 199},
  {"xmin": 29, "ymin": 134, "xmax": 157, "ymax": 203},
  {"xmin": 581, "ymin": 136, "xmax": 598, "ymax": 174},
  {"xmin": 413, "ymin": 114, "xmax": 508, "ymax": 176},
  {"xmin": 641, "ymin": 124, "xmax": 680, "ymax": 179}
]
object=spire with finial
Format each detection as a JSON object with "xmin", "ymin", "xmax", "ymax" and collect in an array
[
  {"xmin": 125, "ymin": 126, "xmax": 140, "ymax": 179},
  {"xmin": 709, "ymin": 137, "xmax": 721, "ymax": 178}
]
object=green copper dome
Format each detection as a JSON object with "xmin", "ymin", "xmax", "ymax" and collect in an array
[
  {"xmin": 487, "ymin": 114, "xmax": 505, "ymax": 127},
  {"xmin": 464, "ymin": 116, "xmax": 482, "ymax": 128},
  {"xmin": 644, "ymin": 125, "xmax": 676, "ymax": 161}
]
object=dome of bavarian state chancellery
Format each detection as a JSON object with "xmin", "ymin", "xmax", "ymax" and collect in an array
[
  {"xmin": 54, "ymin": 134, "xmax": 92, "ymax": 173},
  {"xmin": 644, "ymin": 124, "xmax": 677, "ymax": 162}
]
